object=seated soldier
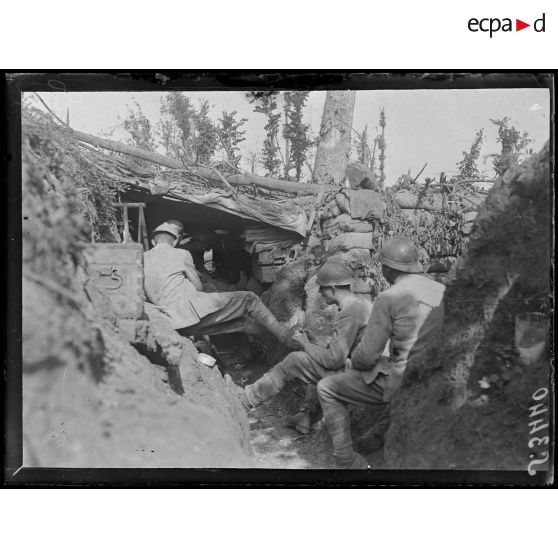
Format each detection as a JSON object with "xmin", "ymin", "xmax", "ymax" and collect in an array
[
  {"xmin": 316, "ymin": 236, "xmax": 446, "ymax": 469},
  {"xmin": 144, "ymin": 219, "xmax": 294, "ymax": 343},
  {"xmin": 231, "ymin": 261, "xmax": 373, "ymax": 430}
]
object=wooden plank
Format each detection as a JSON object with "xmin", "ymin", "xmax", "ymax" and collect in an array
[{"xmin": 138, "ymin": 205, "xmax": 149, "ymax": 251}]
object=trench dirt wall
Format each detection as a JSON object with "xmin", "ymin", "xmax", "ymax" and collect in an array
[
  {"xmin": 22, "ymin": 144, "xmax": 253, "ymax": 468},
  {"xmin": 384, "ymin": 144, "xmax": 552, "ymax": 471}
]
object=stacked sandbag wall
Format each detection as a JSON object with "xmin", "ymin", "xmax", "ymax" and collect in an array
[{"xmin": 317, "ymin": 186, "xmax": 389, "ymax": 298}]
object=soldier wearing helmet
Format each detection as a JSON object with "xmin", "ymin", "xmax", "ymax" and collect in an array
[
  {"xmin": 317, "ymin": 236, "xmax": 446, "ymax": 469},
  {"xmin": 144, "ymin": 219, "xmax": 294, "ymax": 344},
  {"xmin": 234, "ymin": 260, "xmax": 373, "ymax": 430}
]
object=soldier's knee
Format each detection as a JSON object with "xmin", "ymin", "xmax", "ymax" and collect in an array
[
  {"xmin": 285, "ymin": 351, "xmax": 311, "ymax": 366},
  {"xmin": 281, "ymin": 351, "xmax": 312, "ymax": 379},
  {"xmin": 243, "ymin": 291, "xmax": 259, "ymax": 303},
  {"xmin": 317, "ymin": 376, "xmax": 336, "ymax": 402}
]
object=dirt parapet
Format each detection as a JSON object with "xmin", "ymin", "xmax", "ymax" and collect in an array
[
  {"xmin": 22, "ymin": 125, "xmax": 252, "ymax": 468},
  {"xmin": 385, "ymin": 144, "xmax": 552, "ymax": 470}
]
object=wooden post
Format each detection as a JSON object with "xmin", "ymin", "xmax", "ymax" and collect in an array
[
  {"xmin": 122, "ymin": 204, "xmax": 130, "ymax": 243},
  {"xmin": 113, "ymin": 202, "xmax": 147, "ymax": 247},
  {"xmin": 138, "ymin": 205, "xmax": 149, "ymax": 251}
]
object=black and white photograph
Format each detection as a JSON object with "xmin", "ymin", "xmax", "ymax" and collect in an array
[{"xmin": 4, "ymin": 72, "xmax": 554, "ymax": 485}]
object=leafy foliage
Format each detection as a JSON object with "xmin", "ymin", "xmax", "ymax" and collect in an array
[
  {"xmin": 158, "ymin": 92, "xmax": 197, "ymax": 163},
  {"xmin": 390, "ymin": 172, "xmax": 485, "ymax": 263},
  {"xmin": 377, "ymin": 108, "xmax": 386, "ymax": 188},
  {"xmin": 122, "ymin": 93, "xmax": 249, "ymax": 169},
  {"xmin": 283, "ymin": 92, "xmax": 313, "ymax": 181},
  {"xmin": 490, "ymin": 117, "xmax": 531, "ymax": 176},
  {"xmin": 22, "ymin": 105, "xmax": 120, "ymax": 276},
  {"xmin": 217, "ymin": 110, "xmax": 248, "ymax": 169},
  {"xmin": 352, "ymin": 110, "xmax": 387, "ymax": 185},
  {"xmin": 456, "ymin": 129, "xmax": 484, "ymax": 180},
  {"xmin": 120, "ymin": 102, "xmax": 156, "ymax": 152},
  {"xmin": 247, "ymin": 91, "xmax": 282, "ymax": 177},
  {"xmin": 191, "ymin": 100, "xmax": 219, "ymax": 164}
]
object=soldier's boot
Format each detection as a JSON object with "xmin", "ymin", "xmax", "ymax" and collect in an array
[
  {"xmin": 322, "ymin": 406, "xmax": 359, "ymax": 469},
  {"xmin": 243, "ymin": 365, "xmax": 288, "ymax": 407},
  {"xmin": 284, "ymin": 385, "xmax": 319, "ymax": 435},
  {"xmin": 283, "ymin": 409, "xmax": 312, "ymax": 435},
  {"xmin": 356, "ymin": 432, "xmax": 385, "ymax": 454},
  {"xmin": 247, "ymin": 298, "xmax": 290, "ymax": 342},
  {"xmin": 355, "ymin": 404, "xmax": 391, "ymax": 454}
]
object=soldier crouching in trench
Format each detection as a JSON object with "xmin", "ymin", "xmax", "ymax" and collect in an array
[
  {"xmin": 143, "ymin": 219, "xmax": 296, "ymax": 345},
  {"xmin": 230, "ymin": 260, "xmax": 374, "ymax": 434},
  {"xmin": 317, "ymin": 236, "xmax": 446, "ymax": 469}
]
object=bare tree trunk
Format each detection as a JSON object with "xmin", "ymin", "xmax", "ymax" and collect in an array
[
  {"xmin": 312, "ymin": 91, "xmax": 356, "ymax": 186},
  {"xmin": 378, "ymin": 108, "xmax": 386, "ymax": 189},
  {"xmin": 371, "ymin": 136, "xmax": 378, "ymax": 174},
  {"xmin": 246, "ymin": 149, "xmax": 258, "ymax": 174}
]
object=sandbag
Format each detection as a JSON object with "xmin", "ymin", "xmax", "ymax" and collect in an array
[
  {"xmin": 350, "ymin": 189, "xmax": 385, "ymax": 221},
  {"xmin": 330, "ymin": 248, "xmax": 372, "ymax": 270},
  {"xmin": 326, "ymin": 232, "xmax": 374, "ymax": 253},
  {"xmin": 320, "ymin": 200, "xmax": 341, "ymax": 220},
  {"xmin": 335, "ymin": 191, "xmax": 350, "ymax": 215},
  {"xmin": 323, "ymin": 214, "xmax": 374, "ymax": 237}
]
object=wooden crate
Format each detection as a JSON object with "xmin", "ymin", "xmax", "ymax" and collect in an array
[{"xmin": 251, "ymin": 246, "xmax": 298, "ymax": 284}]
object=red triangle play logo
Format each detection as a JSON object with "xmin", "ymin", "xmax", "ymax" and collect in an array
[{"xmin": 516, "ymin": 19, "xmax": 530, "ymax": 31}]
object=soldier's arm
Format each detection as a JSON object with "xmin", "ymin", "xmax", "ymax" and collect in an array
[
  {"xmin": 301, "ymin": 307, "xmax": 361, "ymax": 370},
  {"xmin": 351, "ymin": 294, "xmax": 392, "ymax": 370}
]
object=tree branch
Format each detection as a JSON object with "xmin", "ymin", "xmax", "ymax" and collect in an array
[
  {"xmin": 410, "ymin": 163, "xmax": 428, "ymax": 184},
  {"xmin": 70, "ymin": 127, "xmax": 332, "ymax": 194},
  {"xmin": 33, "ymin": 93, "xmax": 68, "ymax": 127}
]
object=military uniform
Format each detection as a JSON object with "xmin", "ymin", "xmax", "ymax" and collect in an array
[
  {"xmin": 317, "ymin": 273, "xmax": 445, "ymax": 468},
  {"xmin": 245, "ymin": 297, "xmax": 373, "ymax": 405},
  {"xmin": 144, "ymin": 243, "xmax": 288, "ymax": 339}
]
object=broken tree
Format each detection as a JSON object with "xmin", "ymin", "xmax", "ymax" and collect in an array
[{"xmin": 313, "ymin": 91, "xmax": 356, "ymax": 185}]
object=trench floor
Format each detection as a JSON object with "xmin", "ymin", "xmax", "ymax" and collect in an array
[
  {"xmin": 248, "ymin": 400, "xmax": 332, "ymax": 469},
  {"xmin": 224, "ymin": 359, "xmax": 386, "ymax": 470}
]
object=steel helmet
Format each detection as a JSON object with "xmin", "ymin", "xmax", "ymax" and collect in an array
[
  {"xmin": 152, "ymin": 219, "xmax": 184, "ymax": 240},
  {"xmin": 379, "ymin": 236, "xmax": 422, "ymax": 273},
  {"xmin": 316, "ymin": 261, "xmax": 354, "ymax": 287}
]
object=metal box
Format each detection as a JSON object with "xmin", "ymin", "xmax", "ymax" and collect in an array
[{"xmin": 84, "ymin": 243, "xmax": 145, "ymax": 319}]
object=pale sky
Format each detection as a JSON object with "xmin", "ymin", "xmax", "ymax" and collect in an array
[{"xmin": 26, "ymin": 88, "xmax": 550, "ymax": 186}]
